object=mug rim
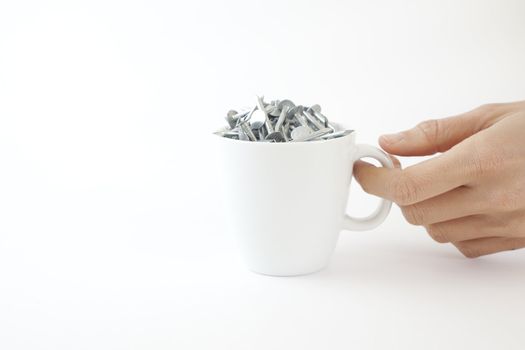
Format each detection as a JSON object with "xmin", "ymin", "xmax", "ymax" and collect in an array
[{"xmin": 212, "ymin": 127, "xmax": 356, "ymax": 147}]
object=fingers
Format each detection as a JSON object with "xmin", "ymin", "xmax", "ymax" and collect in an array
[
  {"xmin": 353, "ymin": 147, "xmax": 473, "ymax": 205},
  {"xmin": 425, "ymin": 215, "xmax": 500, "ymax": 243},
  {"xmin": 379, "ymin": 107, "xmax": 491, "ymax": 157},
  {"xmin": 400, "ymin": 186, "xmax": 487, "ymax": 226},
  {"xmin": 453, "ymin": 237, "xmax": 525, "ymax": 258}
]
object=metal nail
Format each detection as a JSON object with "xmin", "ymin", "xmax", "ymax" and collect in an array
[
  {"xmin": 265, "ymin": 131, "xmax": 286, "ymax": 142},
  {"xmin": 291, "ymin": 125, "xmax": 313, "ymax": 141},
  {"xmin": 283, "ymin": 121, "xmax": 290, "ymax": 142},
  {"xmin": 239, "ymin": 120, "xmax": 257, "ymax": 141},
  {"xmin": 256, "ymin": 95, "xmax": 274, "ymax": 134},
  {"xmin": 214, "ymin": 129, "xmax": 239, "ymax": 139},
  {"xmin": 291, "ymin": 127, "xmax": 332, "ymax": 142},
  {"xmin": 251, "ymin": 120, "xmax": 265, "ymax": 130},
  {"xmin": 309, "ymin": 104, "xmax": 336, "ymax": 131},
  {"xmin": 295, "ymin": 111, "xmax": 310, "ymax": 128},
  {"xmin": 278, "ymin": 99, "xmax": 295, "ymax": 111},
  {"xmin": 267, "ymin": 105, "xmax": 281, "ymax": 117},
  {"xmin": 225, "ymin": 110, "xmax": 239, "ymax": 129},
  {"xmin": 303, "ymin": 110, "xmax": 324, "ymax": 130},
  {"xmin": 320, "ymin": 129, "xmax": 354, "ymax": 140},
  {"xmin": 287, "ymin": 105, "xmax": 304, "ymax": 120},
  {"xmin": 274, "ymin": 105, "xmax": 290, "ymax": 132}
]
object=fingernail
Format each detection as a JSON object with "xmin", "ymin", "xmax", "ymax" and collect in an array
[{"xmin": 380, "ymin": 133, "xmax": 404, "ymax": 145}]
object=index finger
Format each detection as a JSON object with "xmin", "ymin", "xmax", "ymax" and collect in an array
[{"xmin": 353, "ymin": 143, "xmax": 475, "ymax": 205}]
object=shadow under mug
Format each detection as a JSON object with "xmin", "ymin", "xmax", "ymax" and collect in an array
[{"xmin": 216, "ymin": 131, "xmax": 393, "ymax": 276}]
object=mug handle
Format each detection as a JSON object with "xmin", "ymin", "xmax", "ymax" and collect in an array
[{"xmin": 343, "ymin": 144, "xmax": 394, "ymax": 231}]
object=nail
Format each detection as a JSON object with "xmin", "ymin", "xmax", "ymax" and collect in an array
[
  {"xmin": 303, "ymin": 110, "xmax": 324, "ymax": 130},
  {"xmin": 380, "ymin": 133, "xmax": 404, "ymax": 145},
  {"xmin": 265, "ymin": 131, "xmax": 286, "ymax": 142},
  {"xmin": 291, "ymin": 127, "xmax": 332, "ymax": 142},
  {"xmin": 290, "ymin": 125, "xmax": 313, "ymax": 140},
  {"xmin": 274, "ymin": 105, "xmax": 290, "ymax": 132},
  {"xmin": 256, "ymin": 95, "xmax": 274, "ymax": 134},
  {"xmin": 239, "ymin": 120, "xmax": 257, "ymax": 141},
  {"xmin": 320, "ymin": 129, "xmax": 354, "ymax": 140}
]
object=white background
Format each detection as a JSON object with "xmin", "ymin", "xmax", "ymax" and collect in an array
[{"xmin": 1, "ymin": 0, "xmax": 525, "ymax": 349}]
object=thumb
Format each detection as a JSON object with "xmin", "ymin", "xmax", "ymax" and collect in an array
[{"xmin": 379, "ymin": 110, "xmax": 488, "ymax": 156}]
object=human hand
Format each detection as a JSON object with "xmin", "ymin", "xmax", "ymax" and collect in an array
[{"xmin": 354, "ymin": 101, "xmax": 525, "ymax": 257}]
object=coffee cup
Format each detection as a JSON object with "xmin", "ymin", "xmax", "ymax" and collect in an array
[{"xmin": 216, "ymin": 131, "xmax": 393, "ymax": 276}]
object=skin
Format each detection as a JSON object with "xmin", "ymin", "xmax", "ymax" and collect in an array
[{"xmin": 353, "ymin": 101, "xmax": 525, "ymax": 258}]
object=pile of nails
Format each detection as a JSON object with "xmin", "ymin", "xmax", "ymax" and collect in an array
[{"xmin": 214, "ymin": 96, "xmax": 353, "ymax": 142}]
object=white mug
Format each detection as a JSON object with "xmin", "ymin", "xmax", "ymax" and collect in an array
[{"xmin": 216, "ymin": 131, "xmax": 393, "ymax": 276}]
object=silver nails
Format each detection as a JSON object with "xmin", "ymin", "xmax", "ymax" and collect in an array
[
  {"xmin": 216, "ymin": 96, "xmax": 350, "ymax": 142},
  {"xmin": 291, "ymin": 127, "xmax": 332, "ymax": 142},
  {"xmin": 267, "ymin": 105, "xmax": 281, "ymax": 117},
  {"xmin": 320, "ymin": 129, "xmax": 354, "ymax": 140},
  {"xmin": 283, "ymin": 121, "xmax": 290, "ymax": 142},
  {"xmin": 256, "ymin": 95, "xmax": 275, "ymax": 134},
  {"xmin": 303, "ymin": 110, "xmax": 325, "ymax": 130},
  {"xmin": 291, "ymin": 125, "xmax": 313, "ymax": 141},
  {"xmin": 265, "ymin": 132, "xmax": 286, "ymax": 142},
  {"xmin": 239, "ymin": 120, "xmax": 257, "ymax": 141},
  {"xmin": 274, "ymin": 105, "xmax": 290, "ymax": 132},
  {"xmin": 309, "ymin": 104, "xmax": 335, "ymax": 131}
]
